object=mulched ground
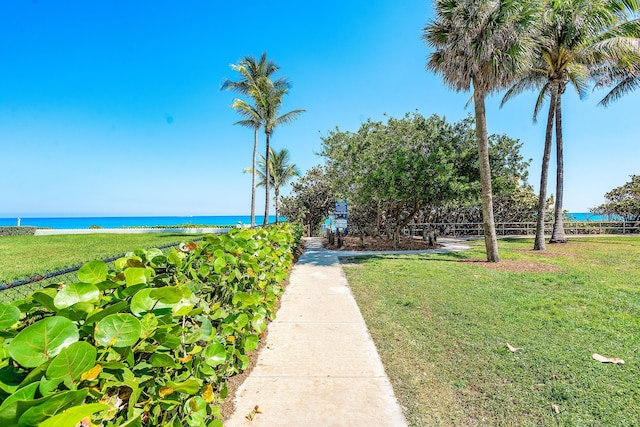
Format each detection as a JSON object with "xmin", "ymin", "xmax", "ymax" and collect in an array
[{"xmin": 323, "ymin": 235, "xmax": 441, "ymax": 251}]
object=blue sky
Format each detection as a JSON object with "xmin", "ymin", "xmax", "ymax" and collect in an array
[{"xmin": 1, "ymin": 0, "xmax": 637, "ymax": 217}]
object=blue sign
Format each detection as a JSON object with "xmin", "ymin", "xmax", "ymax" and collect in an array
[{"xmin": 335, "ymin": 200, "xmax": 348, "ymax": 216}]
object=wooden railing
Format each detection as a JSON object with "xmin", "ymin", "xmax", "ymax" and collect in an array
[{"xmin": 400, "ymin": 221, "xmax": 640, "ymax": 238}]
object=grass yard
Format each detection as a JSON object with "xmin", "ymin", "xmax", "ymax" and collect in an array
[
  {"xmin": 0, "ymin": 233, "xmax": 201, "ymax": 282},
  {"xmin": 343, "ymin": 237, "xmax": 640, "ymax": 426}
]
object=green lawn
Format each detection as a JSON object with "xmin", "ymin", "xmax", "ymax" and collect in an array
[
  {"xmin": 343, "ymin": 237, "xmax": 640, "ymax": 426},
  {"xmin": 0, "ymin": 233, "xmax": 200, "ymax": 282}
]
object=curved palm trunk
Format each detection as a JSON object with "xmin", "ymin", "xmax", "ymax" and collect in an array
[
  {"xmin": 250, "ymin": 127, "xmax": 258, "ymax": 227},
  {"xmin": 534, "ymin": 82, "xmax": 558, "ymax": 251},
  {"xmin": 263, "ymin": 132, "xmax": 271, "ymax": 226},
  {"xmin": 473, "ymin": 89, "xmax": 500, "ymax": 262},
  {"xmin": 550, "ymin": 91, "xmax": 567, "ymax": 243}
]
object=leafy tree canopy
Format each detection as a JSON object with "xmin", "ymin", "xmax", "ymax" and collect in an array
[
  {"xmin": 592, "ymin": 175, "xmax": 640, "ymax": 221},
  {"xmin": 315, "ymin": 112, "xmax": 533, "ymax": 241}
]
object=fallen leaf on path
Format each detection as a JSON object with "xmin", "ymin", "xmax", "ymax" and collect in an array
[
  {"xmin": 592, "ymin": 353, "xmax": 624, "ymax": 364},
  {"xmin": 507, "ymin": 343, "xmax": 522, "ymax": 353},
  {"xmin": 245, "ymin": 405, "xmax": 262, "ymax": 421}
]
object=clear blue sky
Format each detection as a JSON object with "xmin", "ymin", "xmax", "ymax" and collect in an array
[{"xmin": 1, "ymin": 0, "xmax": 637, "ymax": 217}]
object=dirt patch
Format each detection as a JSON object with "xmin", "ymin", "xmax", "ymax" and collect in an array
[
  {"xmin": 515, "ymin": 244, "xmax": 582, "ymax": 258},
  {"xmin": 324, "ymin": 235, "xmax": 441, "ymax": 251},
  {"xmin": 458, "ymin": 258, "xmax": 562, "ymax": 273},
  {"xmin": 220, "ymin": 330, "xmax": 267, "ymax": 420}
]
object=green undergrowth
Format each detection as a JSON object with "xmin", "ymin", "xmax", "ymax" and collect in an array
[
  {"xmin": 0, "ymin": 223, "xmax": 302, "ymax": 427},
  {"xmin": 0, "ymin": 227, "xmax": 37, "ymax": 237},
  {"xmin": 343, "ymin": 236, "xmax": 640, "ymax": 426},
  {"xmin": 0, "ymin": 234, "xmax": 207, "ymax": 283}
]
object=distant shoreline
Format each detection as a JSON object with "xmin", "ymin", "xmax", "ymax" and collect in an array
[{"xmin": 0, "ymin": 215, "xmax": 283, "ymax": 229}]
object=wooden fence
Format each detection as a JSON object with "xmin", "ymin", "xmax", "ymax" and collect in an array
[{"xmin": 401, "ymin": 221, "xmax": 640, "ymax": 238}]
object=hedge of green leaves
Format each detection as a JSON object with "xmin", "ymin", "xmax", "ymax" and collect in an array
[
  {"xmin": 0, "ymin": 227, "xmax": 37, "ymax": 237},
  {"xmin": 0, "ymin": 223, "xmax": 302, "ymax": 427}
]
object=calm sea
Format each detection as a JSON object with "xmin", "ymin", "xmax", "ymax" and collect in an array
[
  {"xmin": 566, "ymin": 212, "xmax": 623, "ymax": 221},
  {"xmin": 0, "ymin": 216, "xmax": 282, "ymax": 229}
]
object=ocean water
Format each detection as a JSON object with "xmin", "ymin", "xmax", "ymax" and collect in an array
[
  {"xmin": 566, "ymin": 212, "xmax": 623, "ymax": 221},
  {"xmin": 0, "ymin": 216, "xmax": 282, "ymax": 229}
]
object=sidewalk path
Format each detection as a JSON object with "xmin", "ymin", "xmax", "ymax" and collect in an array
[{"xmin": 226, "ymin": 237, "xmax": 468, "ymax": 427}]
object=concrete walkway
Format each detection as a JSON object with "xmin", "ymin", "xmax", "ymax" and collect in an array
[{"xmin": 226, "ymin": 237, "xmax": 469, "ymax": 427}]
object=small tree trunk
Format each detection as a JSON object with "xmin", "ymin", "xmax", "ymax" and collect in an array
[
  {"xmin": 393, "ymin": 226, "xmax": 401, "ymax": 250},
  {"xmin": 274, "ymin": 188, "xmax": 280, "ymax": 224},
  {"xmin": 263, "ymin": 132, "xmax": 271, "ymax": 226},
  {"xmin": 534, "ymin": 82, "xmax": 558, "ymax": 251},
  {"xmin": 550, "ymin": 89, "xmax": 567, "ymax": 243},
  {"xmin": 250, "ymin": 127, "xmax": 258, "ymax": 228},
  {"xmin": 473, "ymin": 88, "xmax": 500, "ymax": 262}
]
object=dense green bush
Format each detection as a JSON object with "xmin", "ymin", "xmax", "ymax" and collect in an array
[
  {"xmin": 0, "ymin": 227, "xmax": 37, "ymax": 237},
  {"xmin": 0, "ymin": 223, "xmax": 302, "ymax": 427}
]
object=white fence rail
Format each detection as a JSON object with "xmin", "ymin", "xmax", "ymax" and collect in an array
[{"xmin": 35, "ymin": 227, "xmax": 231, "ymax": 236}]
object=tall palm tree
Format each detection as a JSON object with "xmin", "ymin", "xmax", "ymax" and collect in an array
[
  {"xmin": 230, "ymin": 99, "xmax": 263, "ymax": 227},
  {"xmin": 424, "ymin": 0, "xmax": 535, "ymax": 262},
  {"xmin": 502, "ymin": 0, "xmax": 640, "ymax": 248},
  {"xmin": 255, "ymin": 147, "xmax": 300, "ymax": 224},
  {"xmin": 221, "ymin": 53, "xmax": 279, "ymax": 227},
  {"xmin": 253, "ymin": 78, "xmax": 305, "ymax": 225}
]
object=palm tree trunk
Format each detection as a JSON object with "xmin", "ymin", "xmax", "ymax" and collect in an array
[
  {"xmin": 473, "ymin": 88, "xmax": 500, "ymax": 262},
  {"xmin": 534, "ymin": 82, "xmax": 558, "ymax": 251},
  {"xmin": 263, "ymin": 132, "xmax": 271, "ymax": 226},
  {"xmin": 550, "ymin": 90, "xmax": 567, "ymax": 243},
  {"xmin": 275, "ymin": 188, "xmax": 280, "ymax": 224},
  {"xmin": 250, "ymin": 127, "xmax": 258, "ymax": 227}
]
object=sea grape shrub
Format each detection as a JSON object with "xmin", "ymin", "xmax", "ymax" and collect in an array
[
  {"xmin": 0, "ymin": 223, "xmax": 302, "ymax": 427},
  {"xmin": 0, "ymin": 227, "xmax": 37, "ymax": 237}
]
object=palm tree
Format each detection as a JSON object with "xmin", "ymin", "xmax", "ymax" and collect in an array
[
  {"xmin": 221, "ymin": 53, "xmax": 279, "ymax": 227},
  {"xmin": 502, "ymin": 0, "xmax": 640, "ymax": 248},
  {"xmin": 253, "ymin": 78, "xmax": 305, "ymax": 225},
  {"xmin": 595, "ymin": 38, "xmax": 640, "ymax": 106},
  {"xmin": 254, "ymin": 147, "xmax": 300, "ymax": 224},
  {"xmin": 230, "ymin": 99, "xmax": 262, "ymax": 227},
  {"xmin": 423, "ymin": 0, "xmax": 535, "ymax": 262}
]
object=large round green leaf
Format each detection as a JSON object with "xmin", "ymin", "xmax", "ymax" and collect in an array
[
  {"xmin": 9, "ymin": 317, "xmax": 79, "ymax": 368},
  {"xmin": 0, "ymin": 382, "xmax": 39, "ymax": 425},
  {"xmin": 38, "ymin": 403, "xmax": 108, "ymax": 427},
  {"xmin": 149, "ymin": 286, "xmax": 183, "ymax": 304},
  {"xmin": 124, "ymin": 268, "xmax": 150, "ymax": 288},
  {"xmin": 115, "ymin": 255, "xmax": 143, "ymax": 271},
  {"xmin": 202, "ymin": 343, "xmax": 227, "ymax": 367},
  {"xmin": 95, "ymin": 313, "xmax": 141, "ymax": 348},
  {"xmin": 130, "ymin": 288, "xmax": 173, "ymax": 317},
  {"xmin": 0, "ymin": 303, "xmax": 20, "ymax": 329},
  {"xmin": 145, "ymin": 248, "xmax": 163, "ymax": 261},
  {"xmin": 53, "ymin": 283, "xmax": 100, "ymax": 310},
  {"xmin": 77, "ymin": 260, "xmax": 107, "ymax": 284},
  {"xmin": 45, "ymin": 341, "xmax": 97, "ymax": 388},
  {"xmin": 18, "ymin": 389, "xmax": 88, "ymax": 426},
  {"xmin": 166, "ymin": 378, "xmax": 201, "ymax": 395},
  {"xmin": 244, "ymin": 334, "xmax": 259, "ymax": 352}
]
